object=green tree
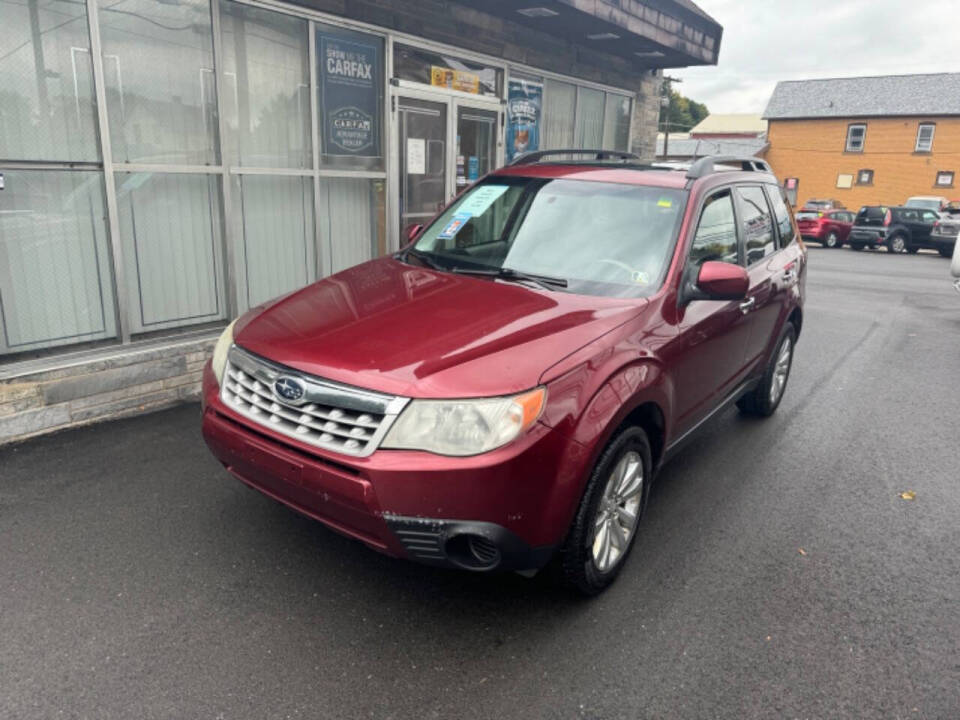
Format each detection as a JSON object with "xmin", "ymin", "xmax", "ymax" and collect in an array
[{"xmin": 662, "ymin": 89, "xmax": 709, "ymax": 132}]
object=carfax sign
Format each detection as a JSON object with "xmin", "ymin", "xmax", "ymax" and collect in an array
[{"xmin": 318, "ymin": 29, "xmax": 382, "ymax": 157}]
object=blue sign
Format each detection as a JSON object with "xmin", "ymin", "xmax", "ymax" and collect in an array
[
  {"xmin": 319, "ymin": 30, "xmax": 382, "ymax": 157},
  {"xmin": 506, "ymin": 79, "xmax": 542, "ymax": 162}
]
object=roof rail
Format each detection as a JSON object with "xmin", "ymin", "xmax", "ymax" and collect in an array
[
  {"xmin": 508, "ymin": 149, "xmax": 641, "ymax": 166},
  {"xmin": 685, "ymin": 155, "xmax": 772, "ymax": 179}
]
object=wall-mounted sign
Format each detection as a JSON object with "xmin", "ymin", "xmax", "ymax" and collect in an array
[
  {"xmin": 430, "ymin": 66, "xmax": 480, "ymax": 94},
  {"xmin": 318, "ymin": 29, "xmax": 382, "ymax": 157},
  {"xmin": 506, "ymin": 79, "xmax": 542, "ymax": 162}
]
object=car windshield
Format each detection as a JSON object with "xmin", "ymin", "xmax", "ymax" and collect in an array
[
  {"xmin": 407, "ymin": 177, "xmax": 687, "ymax": 297},
  {"xmin": 906, "ymin": 199, "xmax": 942, "ymax": 211}
]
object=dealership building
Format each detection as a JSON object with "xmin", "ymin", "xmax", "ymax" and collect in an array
[{"xmin": 0, "ymin": 0, "xmax": 722, "ymax": 442}]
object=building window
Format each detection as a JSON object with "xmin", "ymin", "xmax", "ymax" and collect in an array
[
  {"xmin": 98, "ymin": 0, "xmax": 219, "ymax": 165},
  {"xmin": 114, "ymin": 172, "xmax": 226, "ymax": 332},
  {"xmin": 220, "ymin": 2, "xmax": 312, "ymax": 169},
  {"xmin": 0, "ymin": 0, "xmax": 100, "ymax": 162},
  {"xmin": 936, "ymin": 171, "xmax": 955, "ymax": 188},
  {"xmin": 542, "ymin": 79, "xmax": 577, "ymax": 149},
  {"xmin": 602, "ymin": 93, "xmax": 632, "ymax": 151},
  {"xmin": 915, "ymin": 123, "xmax": 935, "ymax": 152},
  {"xmin": 857, "ymin": 169, "xmax": 874, "ymax": 185},
  {"xmin": 845, "ymin": 123, "xmax": 866, "ymax": 152},
  {"xmin": 836, "ymin": 173, "xmax": 854, "ymax": 189},
  {"xmin": 393, "ymin": 44, "xmax": 501, "ymax": 98},
  {"xmin": 0, "ymin": 170, "xmax": 118, "ymax": 354}
]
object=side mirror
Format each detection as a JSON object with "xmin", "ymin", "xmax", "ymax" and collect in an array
[
  {"xmin": 696, "ymin": 261, "xmax": 749, "ymax": 300},
  {"xmin": 404, "ymin": 223, "xmax": 424, "ymax": 243},
  {"xmin": 681, "ymin": 261, "xmax": 749, "ymax": 305}
]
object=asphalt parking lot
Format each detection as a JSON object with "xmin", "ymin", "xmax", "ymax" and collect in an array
[{"xmin": 2, "ymin": 246, "xmax": 959, "ymax": 719}]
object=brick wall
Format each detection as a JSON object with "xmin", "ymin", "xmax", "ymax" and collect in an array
[
  {"xmin": 764, "ymin": 116, "xmax": 960, "ymax": 208},
  {"xmin": 0, "ymin": 337, "xmax": 215, "ymax": 445}
]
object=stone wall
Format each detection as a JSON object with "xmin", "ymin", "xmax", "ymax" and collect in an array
[
  {"xmin": 631, "ymin": 70, "xmax": 663, "ymax": 160},
  {"xmin": 0, "ymin": 336, "xmax": 215, "ymax": 445}
]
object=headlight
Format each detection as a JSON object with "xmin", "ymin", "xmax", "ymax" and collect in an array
[
  {"xmin": 381, "ymin": 387, "xmax": 546, "ymax": 456},
  {"xmin": 211, "ymin": 319, "xmax": 237, "ymax": 384}
]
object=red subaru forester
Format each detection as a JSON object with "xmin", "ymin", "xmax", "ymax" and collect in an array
[{"xmin": 202, "ymin": 151, "xmax": 806, "ymax": 594}]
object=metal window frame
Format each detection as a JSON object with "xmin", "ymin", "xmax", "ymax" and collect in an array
[
  {"xmin": 845, "ymin": 123, "xmax": 867, "ymax": 152},
  {"xmin": 915, "ymin": 122, "xmax": 935, "ymax": 152},
  {"xmin": 4, "ymin": 0, "xmax": 642, "ymax": 365}
]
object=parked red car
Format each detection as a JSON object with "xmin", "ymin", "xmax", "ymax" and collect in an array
[
  {"xmin": 201, "ymin": 151, "xmax": 806, "ymax": 594},
  {"xmin": 795, "ymin": 208, "xmax": 856, "ymax": 248}
]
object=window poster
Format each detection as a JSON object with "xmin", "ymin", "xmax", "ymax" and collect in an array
[
  {"xmin": 319, "ymin": 29, "xmax": 382, "ymax": 157},
  {"xmin": 507, "ymin": 79, "xmax": 542, "ymax": 162}
]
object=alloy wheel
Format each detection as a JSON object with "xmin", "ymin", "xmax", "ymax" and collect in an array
[
  {"xmin": 826, "ymin": 232, "xmax": 839, "ymax": 248},
  {"xmin": 769, "ymin": 336, "xmax": 793, "ymax": 404},
  {"xmin": 590, "ymin": 451, "xmax": 643, "ymax": 572},
  {"xmin": 890, "ymin": 236, "xmax": 906, "ymax": 253}
]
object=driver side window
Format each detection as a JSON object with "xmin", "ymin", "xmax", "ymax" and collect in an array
[{"xmin": 689, "ymin": 189, "xmax": 740, "ymax": 267}]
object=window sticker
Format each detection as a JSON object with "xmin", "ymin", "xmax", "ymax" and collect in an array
[
  {"xmin": 657, "ymin": 198, "xmax": 673, "ymax": 208},
  {"xmin": 438, "ymin": 212, "xmax": 472, "ymax": 240},
  {"xmin": 456, "ymin": 185, "xmax": 509, "ymax": 217}
]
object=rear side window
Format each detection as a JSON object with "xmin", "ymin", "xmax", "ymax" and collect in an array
[
  {"xmin": 766, "ymin": 185, "xmax": 794, "ymax": 247},
  {"xmin": 737, "ymin": 186, "xmax": 776, "ymax": 263},
  {"xmin": 689, "ymin": 189, "xmax": 739, "ymax": 266}
]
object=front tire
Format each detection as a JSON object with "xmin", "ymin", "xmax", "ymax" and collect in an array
[
  {"xmin": 737, "ymin": 324, "xmax": 797, "ymax": 417},
  {"xmin": 825, "ymin": 231, "xmax": 841, "ymax": 248},
  {"xmin": 560, "ymin": 426, "xmax": 652, "ymax": 595},
  {"xmin": 887, "ymin": 234, "xmax": 907, "ymax": 253}
]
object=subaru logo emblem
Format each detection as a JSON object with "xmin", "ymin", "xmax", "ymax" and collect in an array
[{"xmin": 274, "ymin": 376, "xmax": 306, "ymax": 403}]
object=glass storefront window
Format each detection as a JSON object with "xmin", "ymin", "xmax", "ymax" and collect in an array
[
  {"xmin": 394, "ymin": 44, "xmax": 502, "ymax": 98},
  {"xmin": 98, "ymin": 0, "xmax": 218, "ymax": 165},
  {"xmin": 603, "ymin": 93, "xmax": 632, "ymax": 151},
  {"xmin": 232, "ymin": 175, "xmax": 314, "ymax": 309},
  {"xmin": 220, "ymin": 2, "xmax": 311, "ymax": 169},
  {"xmin": 0, "ymin": 0, "xmax": 100, "ymax": 162},
  {"xmin": 575, "ymin": 87, "xmax": 604, "ymax": 149},
  {"xmin": 542, "ymin": 79, "xmax": 575, "ymax": 149},
  {"xmin": 0, "ymin": 170, "xmax": 116, "ymax": 354},
  {"xmin": 316, "ymin": 22, "xmax": 384, "ymax": 171},
  {"xmin": 114, "ymin": 172, "xmax": 225, "ymax": 331},
  {"xmin": 319, "ymin": 178, "xmax": 385, "ymax": 274}
]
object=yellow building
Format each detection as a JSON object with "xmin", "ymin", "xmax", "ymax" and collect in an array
[{"xmin": 762, "ymin": 74, "xmax": 960, "ymax": 209}]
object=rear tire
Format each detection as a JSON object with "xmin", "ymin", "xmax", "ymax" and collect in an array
[
  {"xmin": 560, "ymin": 426, "xmax": 652, "ymax": 596},
  {"xmin": 887, "ymin": 234, "xmax": 907, "ymax": 253},
  {"xmin": 825, "ymin": 231, "xmax": 841, "ymax": 248},
  {"xmin": 737, "ymin": 324, "xmax": 797, "ymax": 417}
]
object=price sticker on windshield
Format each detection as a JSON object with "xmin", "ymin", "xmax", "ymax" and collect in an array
[
  {"xmin": 456, "ymin": 185, "xmax": 509, "ymax": 217},
  {"xmin": 438, "ymin": 212, "xmax": 472, "ymax": 240}
]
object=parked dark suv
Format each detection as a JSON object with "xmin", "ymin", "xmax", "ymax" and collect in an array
[
  {"xmin": 201, "ymin": 151, "xmax": 806, "ymax": 595},
  {"xmin": 848, "ymin": 206, "xmax": 940, "ymax": 253}
]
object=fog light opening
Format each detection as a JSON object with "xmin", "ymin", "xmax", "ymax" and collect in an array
[{"xmin": 445, "ymin": 533, "xmax": 502, "ymax": 570}]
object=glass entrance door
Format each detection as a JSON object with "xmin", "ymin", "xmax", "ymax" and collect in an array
[
  {"xmin": 455, "ymin": 105, "xmax": 498, "ymax": 192},
  {"xmin": 397, "ymin": 96, "xmax": 447, "ymax": 236}
]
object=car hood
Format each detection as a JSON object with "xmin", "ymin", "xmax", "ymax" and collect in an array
[{"xmin": 234, "ymin": 257, "xmax": 645, "ymax": 398}]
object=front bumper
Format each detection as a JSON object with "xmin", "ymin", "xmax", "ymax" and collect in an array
[{"xmin": 201, "ymin": 363, "xmax": 573, "ymax": 572}]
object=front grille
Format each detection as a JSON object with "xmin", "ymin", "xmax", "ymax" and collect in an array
[
  {"xmin": 220, "ymin": 345, "xmax": 408, "ymax": 457},
  {"xmin": 393, "ymin": 527, "xmax": 446, "ymax": 563}
]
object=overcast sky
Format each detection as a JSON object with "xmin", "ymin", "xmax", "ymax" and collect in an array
[{"xmin": 677, "ymin": 0, "xmax": 960, "ymax": 114}]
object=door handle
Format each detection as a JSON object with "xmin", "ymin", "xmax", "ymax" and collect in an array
[{"xmin": 739, "ymin": 297, "xmax": 756, "ymax": 314}]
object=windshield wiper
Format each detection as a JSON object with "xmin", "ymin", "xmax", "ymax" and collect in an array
[
  {"xmin": 451, "ymin": 266, "xmax": 568, "ymax": 291},
  {"xmin": 397, "ymin": 247, "xmax": 444, "ymax": 271}
]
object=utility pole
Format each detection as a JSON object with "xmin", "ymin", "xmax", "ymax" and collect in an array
[{"xmin": 659, "ymin": 76, "xmax": 682, "ymax": 160}]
